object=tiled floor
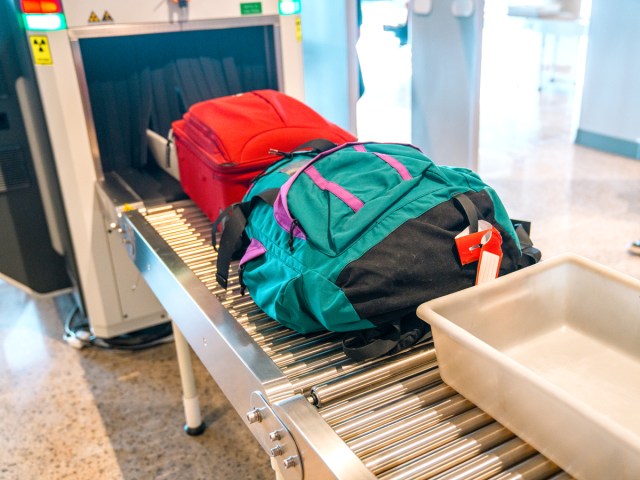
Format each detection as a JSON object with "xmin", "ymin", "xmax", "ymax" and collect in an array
[{"xmin": 2, "ymin": 10, "xmax": 640, "ymax": 480}]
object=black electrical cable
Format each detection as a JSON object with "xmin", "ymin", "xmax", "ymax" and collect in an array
[{"xmin": 63, "ymin": 305, "xmax": 173, "ymax": 351}]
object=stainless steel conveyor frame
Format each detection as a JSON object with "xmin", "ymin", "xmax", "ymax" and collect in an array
[{"xmin": 120, "ymin": 199, "xmax": 571, "ymax": 480}]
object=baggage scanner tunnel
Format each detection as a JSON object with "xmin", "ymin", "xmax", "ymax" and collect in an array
[{"xmin": 78, "ymin": 25, "xmax": 279, "ymax": 206}]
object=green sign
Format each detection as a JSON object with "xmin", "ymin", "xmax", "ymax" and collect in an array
[{"xmin": 240, "ymin": 2, "xmax": 262, "ymax": 15}]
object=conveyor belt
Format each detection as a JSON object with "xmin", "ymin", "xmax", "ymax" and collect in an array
[{"xmin": 125, "ymin": 200, "xmax": 571, "ymax": 480}]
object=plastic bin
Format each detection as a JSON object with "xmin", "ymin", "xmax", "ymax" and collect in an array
[{"xmin": 417, "ymin": 254, "xmax": 640, "ymax": 479}]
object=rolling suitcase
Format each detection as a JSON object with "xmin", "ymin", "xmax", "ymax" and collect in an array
[{"xmin": 172, "ymin": 90, "xmax": 356, "ymax": 221}]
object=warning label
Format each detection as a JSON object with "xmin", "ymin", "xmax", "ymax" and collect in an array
[
  {"xmin": 102, "ymin": 11, "xmax": 114, "ymax": 22},
  {"xmin": 88, "ymin": 11, "xmax": 100, "ymax": 23},
  {"xmin": 30, "ymin": 36, "xmax": 52, "ymax": 65}
]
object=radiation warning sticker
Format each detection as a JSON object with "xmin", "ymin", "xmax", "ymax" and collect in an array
[
  {"xmin": 30, "ymin": 36, "xmax": 52, "ymax": 65},
  {"xmin": 88, "ymin": 11, "xmax": 100, "ymax": 23},
  {"xmin": 102, "ymin": 11, "xmax": 114, "ymax": 22},
  {"xmin": 295, "ymin": 17, "xmax": 302, "ymax": 42}
]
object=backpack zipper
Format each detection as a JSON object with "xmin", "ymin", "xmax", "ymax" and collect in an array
[{"xmin": 288, "ymin": 219, "xmax": 301, "ymax": 252}]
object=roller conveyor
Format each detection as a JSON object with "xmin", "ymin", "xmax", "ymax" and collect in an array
[{"xmin": 121, "ymin": 200, "xmax": 570, "ymax": 480}]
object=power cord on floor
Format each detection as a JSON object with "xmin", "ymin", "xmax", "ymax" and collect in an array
[{"xmin": 63, "ymin": 306, "xmax": 174, "ymax": 351}]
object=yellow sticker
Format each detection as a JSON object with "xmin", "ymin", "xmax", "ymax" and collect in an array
[
  {"xmin": 88, "ymin": 11, "xmax": 100, "ymax": 23},
  {"xmin": 102, "ymin": 11, "xmax": 114, "ymax": 22},
  {"xmin": 295, "ymin": 17, "xmax": 302, "ymax": 43},
  {"xmin": 30, "ymin": 36, "xmax": 53, "ymax": 65},
  {"xmin": 122, "ymin": 204, "xmax": 135, "ymax": 212}
]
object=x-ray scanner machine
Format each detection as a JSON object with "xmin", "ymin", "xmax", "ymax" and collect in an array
[{"xmin": 19, "ymin": 0, "xmax": 304, "ymax": 338}]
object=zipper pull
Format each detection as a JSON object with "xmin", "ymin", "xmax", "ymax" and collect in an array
[
  {"xmin": 269, "ymin": 148, "xmax": 293, "ymax": 158},
  {"xmin": 288, "ymin": 219, "xmax": 301, "ymax": 252}
]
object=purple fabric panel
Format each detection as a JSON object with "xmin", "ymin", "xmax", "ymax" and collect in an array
[
  {"xmin": 374, "ymin": 152, "xmax": 413, "ymax": 180},
  {"xmin": 304, "ymin": 166, "xmax": 364, "ymax": 212},
  {"xmin": 239, "ymin": 238, "xmax": 267, "ymax": 267},
  {"xmin": 273, "ymin": 191, "xmax": 307, "ymax": 239},
  {"xmin": 274, "ymin": 142, "xmax": 358, "ymax": 225},
  {"xmin": 353, "ymin": 144, "xmax": 367, "ymax": 152}
]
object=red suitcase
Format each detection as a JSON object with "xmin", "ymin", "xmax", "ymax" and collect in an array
[{"xmin": 172, "ymin": 90, "xmax": 356, "ymax": 222}]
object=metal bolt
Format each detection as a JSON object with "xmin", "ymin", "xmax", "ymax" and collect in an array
[
  {"xmin": 283, "ymin": 456, "xmax": 297, "ymax": 469},
  {"xmin": 246, "ymin": 408, "xmax": 262, "ymax": 424},
  {"xmin": 270, "ymin": 445, "xmax": 284, "ymax": 457},
  {"xmin": 269, "ymin": 430, "xmax": 281, "ymax": 441}
]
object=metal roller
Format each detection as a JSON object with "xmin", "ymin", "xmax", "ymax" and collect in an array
[
  {"xmin": 289, "ymin": 359, "xmax": 359, "ymax": 394},
  {"xmin": 270, "ymin": 340, "xmax": 344, "ymax": 368},
  {"xmin": 363, "ymin": 408, "xmax": 494, "ymax": 474},
  {"xmin": 348, "ymin": 394, "xmax": 474, "ymax": 456},
  {"xmin": 251, "ymin": 326, "xmax": 296, "ymax": 344},
  {"xmin": 320, "ymin": 367, "xmax": 442, "ymax": 425},
  {"xmin": 227, "ymin": 302, "xmax": 264, "ymax": 316},
  {"xmin": 157, "ymin": 231, "xmax": 197, "ymax": 244},
  {"xmin": 178, "ymin": 250, "xmax": 215, "ymax": 264},
  {"xmin": 288, "ymin": 344, "xmax": 431, "ymax": 393},
  {"xmin": 546, "ymin": 474, "xmax": 573, "ymax": 480},
  {"xmin": 173, "ymin": 244, "xmax": 210, "ymax": 255},
  {"xmin": 235, "ymin": 311, "xmax": 272, "ymax": 324},
  {"xmin": 377, "ymin": 423, "xmax": 514, "ymax": 480},
  {"xmin": 187, "ymin": 263, "xmax": 216, "ymax": 275},
  {"xmin": 222, "ymin": 298, "xmax": 259, "ymax": 311},
  {"xmin": 160, "ymin": 229, "xmax": 199, "ymax": 242},
  {"xmin": 336, "ymin": 383, "xmax": 460, "ymax": 442},
  {"xmin": 489, "ymin": 453, "xmax": 561, "ymax": 480},
  {"xmin": 310, "ymin": 344, "xmax": 436, "ymax": 407},
  {"xmin": 260, "ymin": 331, "xmax": 339, "ymax": 355},
  {"xmin": 281, "ymin": 351, "xmax": 350, "ymax": 377},
  {"xmin": 430, "ymin": 438, "xmax": 535, "ymax": 480}
]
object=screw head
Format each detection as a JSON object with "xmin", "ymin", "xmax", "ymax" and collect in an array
[
  {"xmin": 283, "ymin": 456, "xmax": 297, "ymax": 469},
  {"xmin": 246, "ymin": 408, "xmax": 262, "ymax": 424},
  {"xmin": 269, "ymin": 430, "xmax": 281, "ymax": 441},
  {"xmin": 270, "ymin": 445, "xmax": 284, "ymax": 457}
]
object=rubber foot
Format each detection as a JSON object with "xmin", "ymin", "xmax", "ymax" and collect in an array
[{"xmin": 184, "ymin": 422, "xmax": 206, "ymax": 436}]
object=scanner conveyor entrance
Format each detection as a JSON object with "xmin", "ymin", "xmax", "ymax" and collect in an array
[{"xmin": 81, "ymin": 24, "xmax": 279, "ymax": 206}]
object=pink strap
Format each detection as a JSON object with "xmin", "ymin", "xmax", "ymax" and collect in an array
[
  {"xmin": 353, "ymin": 145, "xmax": 412, "ymax": 180},
  {"xmin": 305, "ymin": 166, "xmax": 364, "ymax": 212},
  {"xmin": 374, "ymin": 153, "xmax": 413, "ymax": 180}
]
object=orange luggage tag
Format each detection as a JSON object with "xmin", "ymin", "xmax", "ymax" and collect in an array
[{"xmin": 455, "ymin": 220, "xmax": 503, "ymax": 285}]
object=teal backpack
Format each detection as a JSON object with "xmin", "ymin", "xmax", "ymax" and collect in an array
[{"xmin": 215, "ymin": 141, "xmax": 540, "ymax": 360}]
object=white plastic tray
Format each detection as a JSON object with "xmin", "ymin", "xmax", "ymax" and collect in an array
[{"xmin": 417, "ymin": 254, "xmax": 640, "ymax": 479}]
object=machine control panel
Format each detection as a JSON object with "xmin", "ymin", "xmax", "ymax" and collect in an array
[{"xmin": 59, "ymin": 0, "xmax": 279, "ymax": 27}]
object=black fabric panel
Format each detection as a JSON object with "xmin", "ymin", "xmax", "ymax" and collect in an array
[{"xmin": 336, "ymin": 190, "xmax": 521, "ymax": 326}]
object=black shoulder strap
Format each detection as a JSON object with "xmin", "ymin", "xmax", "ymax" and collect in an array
[
  {"xmin": 342, "ymin": 316, "xmax": 431, "ymax": 361},
  {"xmin": 214, "ymin": 189, "xmax": 279, "ymax": 289}
]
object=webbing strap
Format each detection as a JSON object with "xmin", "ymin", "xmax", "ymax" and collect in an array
[
  {"xmin": 453, "ymin": 193, "xmax": 479, "ymax": 233},
  {"xmin": 214, "ymin": 189, "xmax": 279, "ymax": 289},
  {"xmin": 342, "ymin": 316, "xmax": 431, "ymax": 361},
  {"xmin": 514, "ymin": 223, "xmax": 542, "ymax": 268}
]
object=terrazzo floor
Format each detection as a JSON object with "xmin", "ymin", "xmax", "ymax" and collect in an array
[{"xmin": 2, "ymin": 10, "xmax": 640, "ymax": 480}]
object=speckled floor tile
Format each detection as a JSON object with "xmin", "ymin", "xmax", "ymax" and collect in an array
[{"xmin": 0, "ymin": 282, "xmax": 272, "ymax": 480}]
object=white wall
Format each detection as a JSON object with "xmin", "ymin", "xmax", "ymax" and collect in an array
[
  {"xmin": 300, "ymin": 0, "xmax": 359, "ymax": 134},
  {"xmin": 578, "ymin": 0, "xmax": 640, "ymax": 145}
]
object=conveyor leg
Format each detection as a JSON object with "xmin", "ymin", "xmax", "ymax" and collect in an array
[
  {"xmin": 270, "ymin": 457, "xmax": 285, "ymax": 480},
  {"xmin": 173, "ymin": 321, "xmax": 206, "ymax": 436}
]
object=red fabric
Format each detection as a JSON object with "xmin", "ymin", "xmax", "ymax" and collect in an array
[{"xmin": 172, "ymin": 90, "xmax": 356, "ymax": 221}]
